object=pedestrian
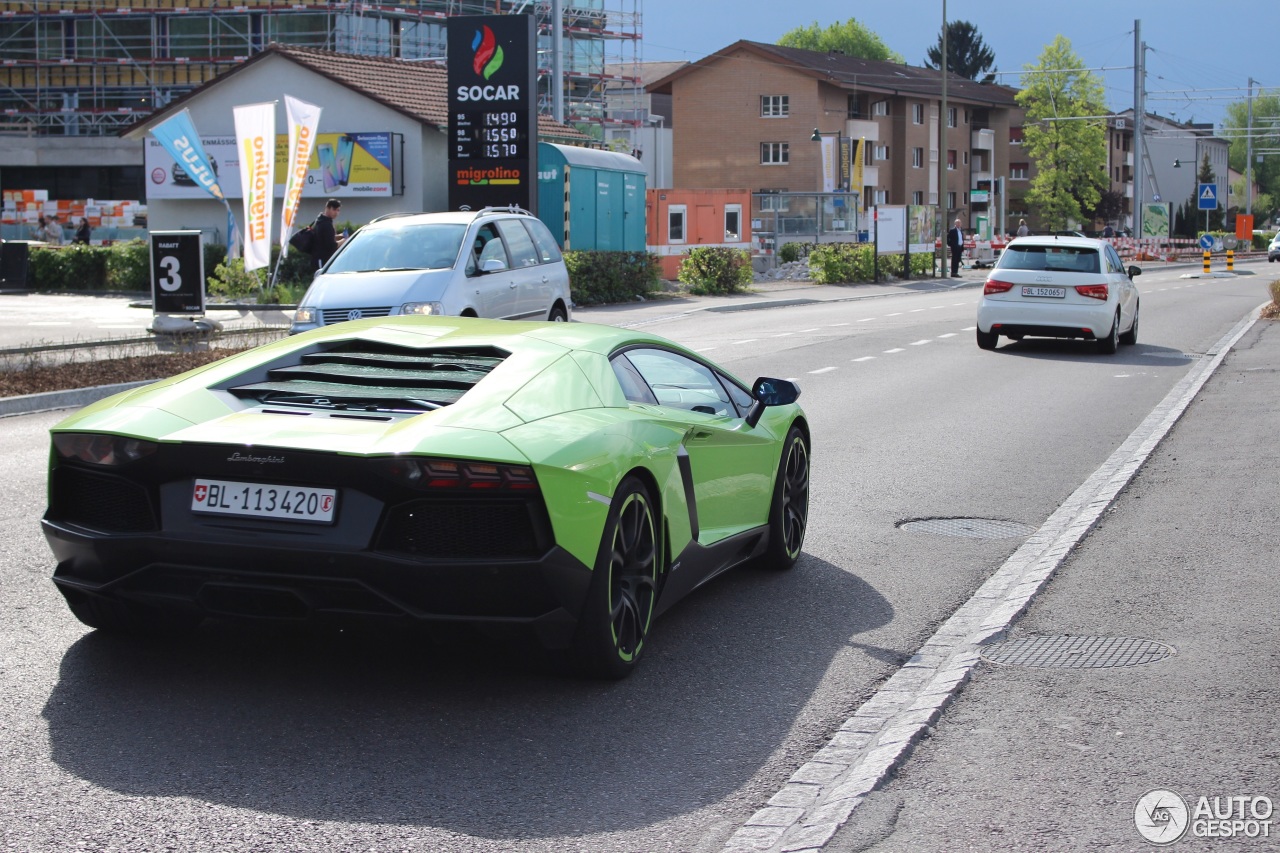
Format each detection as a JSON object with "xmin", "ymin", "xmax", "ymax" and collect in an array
[
  {"xmin": 73, "ymin": 217, "xmax": 91, "ymax": 244},
  {"xmin": 310, "ymin": 198, "xmax": 343, "ymax": 274},
  {"xmin": 947, "ymin": 218, "xmax": 964, "ymax": 276},
  {"xmin": 1101, "ymin": 223, "xmax": 1115, "ymax": 238},
  {"xmin": 1016, "ymin": 218, "xmax": 1029, "ymax": 238},
  {"xmin": 38, "ymin": 213, "xmax": 64, "ymax": 245}
]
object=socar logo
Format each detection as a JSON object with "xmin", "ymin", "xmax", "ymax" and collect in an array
[{"xmin": 471, "ymin": 25, "xmax": 504, "ymax": 80}]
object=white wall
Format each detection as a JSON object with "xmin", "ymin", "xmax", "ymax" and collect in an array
[{"xmin": 136, "ymin": 54, "xmax": 449, "ymax": 241}]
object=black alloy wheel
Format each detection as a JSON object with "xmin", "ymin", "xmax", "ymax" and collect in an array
[
  {"xmin": 759, "ymin": 425, "xmax": 810, "ymax": 571},
  {"xmin": 572, "ymin": 476, "xmax": 658, "ymax": 679}
]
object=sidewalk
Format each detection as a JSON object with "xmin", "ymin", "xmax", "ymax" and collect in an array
[{"xmin": 822, "ymin": 316, "xmax": 1280, "ymax": 851}]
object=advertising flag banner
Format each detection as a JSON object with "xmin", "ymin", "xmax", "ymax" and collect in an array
[
  {"xmin": 820, "ymin": 136, "xmax": 836, "ymax": 193},
  {"xmin": 148, "ymin": 108, "xmax": 225, "ymax": 201},
  {"xmin": 279, "ymin": 95, "xmax": 322, "ymax": 252},
  {"xmin": 234, "ymin": 102, "xmax": 276, "ymax": 271},
  {"xmin": 852, "ymin": 137, "xmax": 866, "ymax": 199}
]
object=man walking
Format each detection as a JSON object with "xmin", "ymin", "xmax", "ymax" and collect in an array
[
  {"xmin": 310, "ymin": 198, "xmax": 343, "ymax": 274},
  {"xmin": 947, "ymin": 218, "xmax": 964, "ymax": 277}
]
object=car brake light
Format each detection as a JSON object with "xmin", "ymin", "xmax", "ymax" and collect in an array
[
  {"xmin": 1075, "ymin": 283, "xmax": 1109, "ymax": 300},
  {"xmin": 53, "ymin": 433, "xmax": 158, "ymax": 466},
  {"xmin": 984, "ymin": 278, "xmax": 1015, "ymax": 294},
  {"xmin": 382, "ymin": 457, "xmax": 538, "ymax": 491}
]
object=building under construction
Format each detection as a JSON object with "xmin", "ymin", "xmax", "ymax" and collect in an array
[{"xmin": 0, "ymin": 0, "xmax": 642, "ymax": 136}]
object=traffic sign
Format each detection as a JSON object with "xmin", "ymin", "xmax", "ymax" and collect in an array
[
  {"xmin": 1198, "ymin": 183, "xmax": 1218, "ymax": 210},
  {"xmin": 1198, "ymin": 233, "xmax": 1215, "ymax": 250}
]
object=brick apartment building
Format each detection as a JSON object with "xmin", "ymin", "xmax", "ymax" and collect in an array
[{"xmin": 647, "ymin": 41, "xmax": 1030, "ymax": 236}]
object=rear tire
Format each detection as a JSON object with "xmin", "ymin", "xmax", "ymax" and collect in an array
[
  {"xmin": 570, "ymin": 476, "xmax": 658, "ymax": 679},
  {"xmin": 1119, "ymin": 302, "xmax": 1139, "ymax": 346},
  {"xmin": 1097, "ymin": 311, "xmax": 1120, "ymax": 354},
  {"xmin": 976, "ymin": 328, "xmax": 999, "ymax": 350},
  {"xmin": 758, "ymin": 426, "xmax": 810, "ymax": 571},
  {"xmin": 548, "ymin": 304, "xmax": 568, "ymax": 322}
]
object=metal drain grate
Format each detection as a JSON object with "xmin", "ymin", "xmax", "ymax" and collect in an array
[
  {"xmin": 982, "ymin": 635, "xmax": 1175, "ymax": 668},
  {"xmin": 898, "ymin": 517, "xmax": 1037, "ymax": 539}
]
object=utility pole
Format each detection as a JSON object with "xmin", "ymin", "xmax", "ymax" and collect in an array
[
  {"xmin": 938, "ymin": 0, "xmax": 948, "ymax": 277},
  {"xmin": 551, "ymin": 0, "xmax": 564, "ymax": 124},
  {"xmin": 1247, "ymin": 77, "xmax": 1255, "ymax": 217},
  {"xmin": 1132, "ymin": 20, "xmax": 1144, "ymax": 239}
]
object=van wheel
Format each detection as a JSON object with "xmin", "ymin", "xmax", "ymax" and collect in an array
[{"xmin": 548, "ymin": 304, "xmax": 568, "ymax": 322}]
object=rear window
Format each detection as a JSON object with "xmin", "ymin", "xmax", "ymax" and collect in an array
[{"xmin": 998, "ymin": 245, "xmax": 1100, "ymax": 274}]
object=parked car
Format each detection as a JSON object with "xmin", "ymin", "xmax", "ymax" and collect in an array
[
  {"xmin": 42, "ymin": 317, "xmax": 809, "ymax": 679},
  {"xmin": 976, "ymin": 235, "xmax": 1140, "ymax": 354},
  {"xmin": 290, "ymin": 207, "xmax": 572, "ymax": 334},
  {"xmin": 1267, "ymin": 234, "xmax": 1280, "ymax": 262}
]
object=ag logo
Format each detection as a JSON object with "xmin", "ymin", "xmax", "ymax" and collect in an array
[
  {"xmin": 1135, "ymin": 789, "xmax": 1189, "ymax": 845},
  {"xmin": 471, "ymin": 25, "xmax": 503, "ymax": 79}
]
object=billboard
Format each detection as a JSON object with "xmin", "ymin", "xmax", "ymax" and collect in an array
[
  {"xmin": 146, "ymin": 132, "xmax": 397, "ymax": 199},
  {"xmin": 447, "ymin": 15, "xmax": 537, "ymax": 212}
]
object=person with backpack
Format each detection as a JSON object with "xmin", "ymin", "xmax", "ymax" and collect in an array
[{"xmin": 310, "ymin": 198, "xmax": 343, "ymax": 274}]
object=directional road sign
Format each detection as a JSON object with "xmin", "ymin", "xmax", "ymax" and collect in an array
[{"xmin": 1198, "ymin": 183, "xmax": 1218, "ymax": 210}]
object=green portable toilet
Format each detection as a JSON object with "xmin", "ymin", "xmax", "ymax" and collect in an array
[{"xmin": 537, "ymin": 142, "xmax": 646, "ymax": 251}]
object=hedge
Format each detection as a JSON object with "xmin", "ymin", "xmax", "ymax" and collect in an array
[{"xmin": 564, "ymin": 250, "xmax": 661, "ymax": 306}]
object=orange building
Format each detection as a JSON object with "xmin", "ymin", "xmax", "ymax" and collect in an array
[{"xmin": 646, "ymin": 188, "xmax": 753, "ymax": 280}]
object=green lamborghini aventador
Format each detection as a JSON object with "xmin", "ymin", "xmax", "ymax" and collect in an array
[{"xmin": 42, "ymin": 317, "xmax": 810, "ymax": 678}]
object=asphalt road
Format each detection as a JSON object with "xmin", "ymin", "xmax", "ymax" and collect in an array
[{"xmin": 0, "ymin": 264, "xmax": 1273, "ymax": 851}]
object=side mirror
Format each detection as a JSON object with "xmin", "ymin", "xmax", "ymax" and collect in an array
[
  {"xmin": 745, "ymin": 377, "xmax": 801, "ymax": 428},
  {"xmin": 480, "ymin": 257, "xmax": 507, "ymax": 273},
  {"xmin": 1128, "ymin": 265, "xmax": 1142, "ymax": 278}
]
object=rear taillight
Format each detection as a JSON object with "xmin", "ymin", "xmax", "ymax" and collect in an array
[
  {"xmin": 382, "ymin": 457, "xmax": 538, "ymax": 491},
  {"xmin": 984, "ymin": 278, "xmax": 1015, "ymax": 295},
  {"xmin": 1075, "ymin": 284, "xmax": 1109, "ymax": 300}
]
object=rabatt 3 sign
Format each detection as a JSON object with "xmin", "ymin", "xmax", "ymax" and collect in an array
[{"xmin": 447, "ymin": 15, "xmax": 537, "ymax": 214}]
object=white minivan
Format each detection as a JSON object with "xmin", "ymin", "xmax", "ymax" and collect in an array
[{"xmin": 291, "ymin": 207, "xmax": 572, "ymax": 334}]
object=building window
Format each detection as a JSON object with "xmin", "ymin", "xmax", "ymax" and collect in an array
[
  {"xmin": 1010, "ymin": 126, "xmax": 1024, "ymax": 144},
  {"xmin": 761, "ymin": 95, "xmax": 789, "ymax": 118},
  {"xmin": 1010, "ymin": 162, "xmax": 1029, "ymax": 180},
  {"xmin": 875, "ymin": 144, "xmax": 889, "ymax": 161},
  {"xmin": 761, "ymin": 142, "xmax": 789, "ymax": 165},
  {"xmin": 947, "ymin": 191, "xmax": 957, "ymax": 210},
  {"xmin": 864, "ymin": 146, "xmax": 875, "ymax": 166},
  {"xmin": 947, "ymin": 107, "xmax": 957, "ymax": 128},
  {"xmin": 911, "ymin": 190, "xmax": 924, "ymax": 205},
  {"xmin": 872, "ymin": 100, "xmax": 888, "ymax": 116},
  {"xmin": 874, "ymin": 189, "xmax": 888, "ymax": 205},
  {"xmin": 912, "ymin": 147, "xmax": 924, "ymax": 168},
  {"xmin": 668, "ymin": 204, "xmax": 686, "ymax": 243},
  {"xmin": 962, "ymin": 151, "xmax": 969, "ymax": 165},
  {"xmin": 912, "ymin": 103, "xmax": 924, "ymax": 125},
  {"xmin": 947, "ymin": 150, "xmax": 957, "ymax": 170},
  {"xmin": 847, "ymin": 95, "xmax": 862, "ymax": 119},
  {"xmin": 724, "ymin": 204, "xmax": 742, "ymax": 241}
]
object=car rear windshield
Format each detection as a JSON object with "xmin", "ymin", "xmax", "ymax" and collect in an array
[
  {"xmin": 997, "ymin": 245, "xmax": 1100, "ymax": 274},
  {"xmin": 326, "ymin": 223, "xmax": 467, "ymax": 274}
]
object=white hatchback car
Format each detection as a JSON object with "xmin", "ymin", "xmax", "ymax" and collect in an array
[
  {"xmin": 976, "ymin": 236, "xmax": 1140, "ymax": 354},
  {"xmin": 291, "ymin": 207, "xmax": 572, "ymax": 334}
]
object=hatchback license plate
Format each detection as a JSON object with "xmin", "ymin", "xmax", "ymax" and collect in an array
[
  {"xmin": 1022, "ymin": 286, "xmax": 1066, "ymax": 298},
  {"xmin": 192, "ymin": 478, "xmax": 337, "ymax": 523}
]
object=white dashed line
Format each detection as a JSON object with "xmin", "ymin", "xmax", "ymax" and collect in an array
[
  {"xmin": 886, "ymin": 312, "xmax": 904, "ymax": 317},
  {"xmin": 858, "ymin": 318, "xmax": 876, "ymax": 323},
  {"xmin": 883, "ymin": 348, "xmax": 905, "ymax": 354},
  {"xmin": 772, "ymin": 332, "xmax": 793, "ymax": 337},
  {"xmin": 809, "ymin": 366, "xmax": 837, "ymax": 374},
  {"xmin": 909, "ymin": 340, "xmax": 931, "ymax": 346},
  {"xmin": 962, "ymin": 326, "xmax": 977, "ymax": 331},
  {"xmin": 910, "ymin": 308, "xmax": 926, "ymax": 313},
  {"xmin": 694, "ymin": 347, "xmax": 717, "ymax": 353},
  {"xmin": 829, "ymin": 323, "xmax": 850, "ymax": 327},
  {"xmin": 937, "ymin": 333, "xmax": 957, "ymax": 339},
  {"xmin": 852, "ymin": 356, "xmax": 876, "ymax": 362},
  {"xmin": 732, "ymin": 339, "xmax": 757, "ymax": 345},
  {"xmin": 798, "ymin": 328, "xmax": 819, "ymax": 333}
]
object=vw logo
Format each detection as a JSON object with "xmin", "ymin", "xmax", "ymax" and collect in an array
[{"xmin": 347, "ymin": 309, "xmax": 363, "ymax": 321}]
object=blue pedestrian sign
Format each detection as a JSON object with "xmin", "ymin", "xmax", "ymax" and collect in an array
[{"xmin": 1198, "ymin": 183, "xmax": 1218, "ymax": 210}]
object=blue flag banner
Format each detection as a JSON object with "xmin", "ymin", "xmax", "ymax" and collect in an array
[{"xmin": 149, "ymin": 108, "xmax": 225, "ymax": 201}]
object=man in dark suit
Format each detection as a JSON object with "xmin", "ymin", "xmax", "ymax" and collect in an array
[{"xmin": 947, "ymin": 218, "xmax": 964, "ymax": 277}]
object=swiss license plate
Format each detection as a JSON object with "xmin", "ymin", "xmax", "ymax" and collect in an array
[
  {"xmin": 1022, "ymin": 286, "xmax": 1066, "ymax": 298},
  {"xmin": 192, "ymin": 478, "xmax": 337, "ymax": 523}
]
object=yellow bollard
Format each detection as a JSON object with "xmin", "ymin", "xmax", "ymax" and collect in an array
[
  {"xmin": 1203, "ymin": 251, "xmax": 1211, "ymax": 273},
  {"xmin": 1227, "ymin": 249, "xmax": 1234, "ymax": 271}
]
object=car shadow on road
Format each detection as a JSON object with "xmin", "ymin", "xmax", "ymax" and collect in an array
[
  {"xmin": 41, "ymin": 555, "xmax": 891, "ymax": 840},
  {"xmin": 989, "ymin": 339, "xmax": 1201, "ymax": 366}
]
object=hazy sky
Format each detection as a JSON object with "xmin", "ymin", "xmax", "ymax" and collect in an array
[{"xmin": 634, "ymin": 0, "xmax": 1276, "ymax": 130}]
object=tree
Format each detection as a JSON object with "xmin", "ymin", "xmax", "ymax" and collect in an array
[
  {"xmin": 1015, "ymin": 36, "xmax": 1108, "ymax": 230},
  {"xmin": 1222, "ymin": 92, "xmax": 1280, "ymax": 220},
  {"xmin": 924, "ymin": 20, "xmax": 995, "ymax": 83},
  {"xmin": 1091, "ymin": 190, "xmax": 1125, "ymax": 226},
  {"xmin": 777, "ymin": 19, "xmax": 903, "ymax": 63}
]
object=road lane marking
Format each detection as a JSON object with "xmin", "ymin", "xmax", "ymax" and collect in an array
[
  {"xmin": 732, "ymin": 339, "xmax": 757, "ymax": 345},
  {"xmin": 962, "ymin": 326, "xmax": 977, "ymax": 331},
  {"xmin": 909, "ymin": 340, "xmax": 931, "ymax": 346},
  {"xmin": 694, "ymin": 347, "xmax": 717, "ymax": 353},
  {"xmin": 886, "ymin": 312, "xmax": 904, "ymax": 316},
  {"xmin": 808, "ymin": 366, "xmax": 837, "ymax": 374},
  {"xmin": 910, "ymin": 308, "xmax": 926, "ymax": 313},
  {"xmin": 883, "ymin": 348, "xmax": 904, "ymax": 353},
  {"xmin": 852, "ymin": 356, "xmax": 876, "ymax": 362},
  {"xmin": 858, "ymin": 318, "xmax": 876, "ymax": 323},
  {"xmin": 937, "ymin": 333, "xmax": 957, "ymax": 339},
  {"xmin": 799, "ymin": 328, "xmax": 819, "ymax": 333},
  {"xmin": 772, "ymin": 332, "xmax": 793, "ymax": 337}
]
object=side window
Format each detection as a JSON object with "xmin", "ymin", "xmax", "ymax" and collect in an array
[
  {"xmin": 470, "ymin": 223, "xmax": 507, "ymax": 273},
  {"xmin": 1107, "ymin": 245, "xmax": 1125, "ymax": 273},
  {"xmin": 719, "ymin": 371, "xmax": 753, "ymax": 411},
  {"xmin": 495, "ymin": 219, "xmax": 540, "ymax": 268},
  {"xmin": 523, "ymin": 218, "xmax": 563, "ymax": 263},
  {"xmin": 610, "ymin": 354, "xmax": 658, "ymax": 405},
  {"xmin": 623, "ymin": 347, "xmax": 735, "ymax": 417}
]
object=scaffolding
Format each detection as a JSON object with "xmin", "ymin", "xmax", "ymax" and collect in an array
[{"xmin": 0, "ymin": 0, "xmax": 641, "ymax": 136}]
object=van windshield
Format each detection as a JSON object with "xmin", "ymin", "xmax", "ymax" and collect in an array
[
  {"xmin": 997, "ymin": 245, "xmax": 1100, "ymax": 274},
  {"xmin": 326, "ymin": 223, "xmax": 467, "ymax": 274}
]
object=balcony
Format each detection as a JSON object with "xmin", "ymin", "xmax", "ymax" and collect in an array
[
  {"xmin": 971, "ymin": 128, "xmax": 994, "ymax": 150},
  {"xmin": 845, "ymin": 119, "xmax": 879, "ymax": 142}
]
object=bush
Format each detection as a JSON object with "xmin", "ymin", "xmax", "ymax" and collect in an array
[
  {"xmin": 778, "ymin": 242, "xmax": 809, "ymax": 263},
  {"xmin": 564, "ymin": 250, "xmax": 660, "ymax": 306},
  {"xmin": 809, "ymin": 243, "xmax": 874, "ymax": 283},
  {"xmin": 677, "ymin": 247, "xmax": 753, "ymax": 295},
  {"xmin": 207, "ymin": 257, "xmax": 267, "ymax": 300},
  {"xmin": 105, "ymin": 239, "xmax": 152, "ymax": 291}
]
